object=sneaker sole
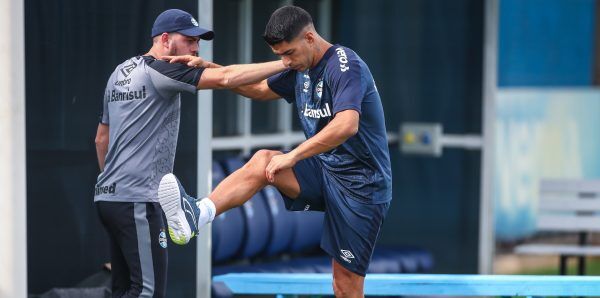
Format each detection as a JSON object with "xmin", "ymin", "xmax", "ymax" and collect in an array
[{"xmin": 158, "ymin": 173, "xmax": 192, "ymax": 245}]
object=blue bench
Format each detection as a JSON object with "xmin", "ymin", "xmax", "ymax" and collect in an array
[
  {"xmin": 213, "ymin": 273, "xmax": 600, "ymax": 297},
  {"xmin": 210, "ymin": 157, "xmax": 434, "ymax": 297}
]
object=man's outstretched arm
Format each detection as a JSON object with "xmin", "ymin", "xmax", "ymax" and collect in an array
[
  {"xmin": 163, "ymin": 55, "xmax": 281, "ymax": 100},
  {"xmin": 233, "ymin": 79, "xmax": 281, "ymax": 101},
  {"xmin": 198, "ymin": 60, "xmax": 285, "ymax": 90}
]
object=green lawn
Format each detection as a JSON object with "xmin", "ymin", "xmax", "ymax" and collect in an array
[{"xmin": 519, "ymin": 257, "xmax": 600, "ymax": 275}]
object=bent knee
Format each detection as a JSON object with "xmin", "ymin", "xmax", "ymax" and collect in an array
[
  {"xmin": 243, "ymin": 150, "xmax": 282, "ymax": 179},
  {"xmin": 246, "ymin": 150, "xmax": 282, "ymax": 169},
  {"xmin": 254, "ymin": 149, "xmax": 282, "ymax": 161}
]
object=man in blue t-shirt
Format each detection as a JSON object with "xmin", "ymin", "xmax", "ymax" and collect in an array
[{"xmin": 159, "ymin": 6, "xmax": 391, "ymax": 296}]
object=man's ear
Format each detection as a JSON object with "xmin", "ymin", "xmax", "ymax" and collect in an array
[
  {"xmin": 160, "ymin": 33, "xmax": 170, "ymax": 48},
  {"xmin": 304, "ymin": 31, "xmax": 315, "ymax": 44}
]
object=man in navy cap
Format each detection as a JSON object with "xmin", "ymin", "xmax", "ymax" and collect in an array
[{"xmin": 94, "ymin": 9, "xmax": 287, "ymax": 297}]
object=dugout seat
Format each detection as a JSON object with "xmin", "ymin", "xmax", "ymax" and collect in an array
[
  {"xmin": 261, "ymin": 185, "xmax": 295, "ymax": 256},
  {"xmin": 221, "ymin": 157, "xmax": 272, "ymax": 259},
  {"xmin": 211, "ymin": 161, "xmax": 246, "ymax": 263}
]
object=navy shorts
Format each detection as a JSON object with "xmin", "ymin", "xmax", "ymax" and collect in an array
[{"xmin": 281, "ymin": 156, "xmax": 390, "ymax": 276}]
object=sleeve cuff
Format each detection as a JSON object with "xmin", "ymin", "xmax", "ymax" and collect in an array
[{"xmin": 333, "ymin": 104, "xmax": 362, "ymax": 115}]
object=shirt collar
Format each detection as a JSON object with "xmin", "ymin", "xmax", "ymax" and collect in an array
[{"xmin": 308, "ymin": 44, "xmax": 338, "ymax": 79}]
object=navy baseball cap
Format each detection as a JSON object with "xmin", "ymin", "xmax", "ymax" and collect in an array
[{"xmin": 151, "ymin": 9, "xmax": 214, "ymax": 40}]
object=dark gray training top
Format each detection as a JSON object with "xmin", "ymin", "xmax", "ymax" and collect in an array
[{"xmin": 95, "ymin": 55, "xmax": 204, "ymax": 203}]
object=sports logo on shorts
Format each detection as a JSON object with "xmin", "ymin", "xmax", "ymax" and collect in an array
[
  {"xmin": 159, "ymin": 230, "xmax": 168, "ymax": 248},
  {"xmin": 340, "ymin": 249, "xmax": 355, "ymax": 263}
]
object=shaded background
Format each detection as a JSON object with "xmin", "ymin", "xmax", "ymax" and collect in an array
[{"xmin": 26, "ymin": 0, "xmax": 498, "ymax": 296}]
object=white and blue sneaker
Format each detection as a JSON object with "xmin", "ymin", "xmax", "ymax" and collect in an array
[{"xmin": 158, "ymin": 173, "xmax": 199, "ymax": 245}]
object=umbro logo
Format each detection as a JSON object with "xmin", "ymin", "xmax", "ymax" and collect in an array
[
  {"xmin": 120, "ymin": 61, "xmax": 138, "ymax": 77},
  {"xmin": 340, "ymin": 249, "xmax": 355, "ymax": 263}
]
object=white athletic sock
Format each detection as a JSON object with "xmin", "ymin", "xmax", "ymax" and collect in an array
[{"xmin": 196, "ymin": 197, "xmax": 216, "ymax": 227}]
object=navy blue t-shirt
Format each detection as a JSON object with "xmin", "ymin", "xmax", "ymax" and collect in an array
[{"xmin": 267, "ymin": 45, "xmax": 392, "ymax": 204}]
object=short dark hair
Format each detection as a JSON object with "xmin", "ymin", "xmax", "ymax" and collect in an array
[{"xmin": 263, "ymin": 6, "xmax": 313, "ymax": 46}]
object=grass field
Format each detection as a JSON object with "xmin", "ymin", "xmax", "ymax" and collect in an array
[{"xmin": 518, "ymin": 257, "xmax": 600, "ymax": 275}]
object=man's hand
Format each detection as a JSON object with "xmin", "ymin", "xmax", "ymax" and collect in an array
[
  {"xmin": 95, "ymin": 123, "xmax": 109, "ymax": 171},
  {"xmin": 265, "ymin": 152, "xmax": 298, "ymax": 183},
  {"xmin": 162, "ymin": 55, "xmax": 216, "ymax": 68}
]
